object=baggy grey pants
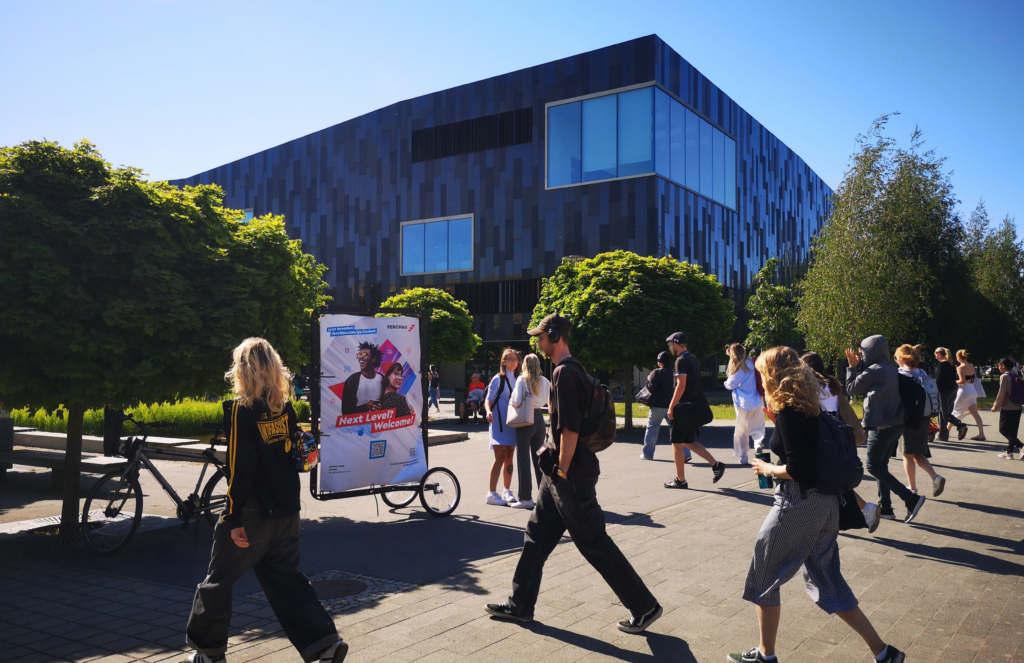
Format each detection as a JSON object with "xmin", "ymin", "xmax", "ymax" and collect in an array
[{"xmin": 515, "ymin": 409, "xmax": 545, "ymax": 501}]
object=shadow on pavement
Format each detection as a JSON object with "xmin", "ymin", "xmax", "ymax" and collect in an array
[
  {"xmin": 523, "ymin": 622, "xmax": 698, "ymax": 662},
  {"xmin": 908, "ymin": 522, "xmax": 1023, "ymax": 554},
  {"xmin": 841, "ymin": 533, "xmax": 1024, "ymax": 576},
  {"xmin": 604, "ymin": 511, "xmax": 666, "ymax": 528},
  {"xmin": 952, "ymin": 500, "xmax": 1024, "ymax": 520},
  {"xmin": 932, "ymin": 464, "xmax": 1024, "ymax": 480}
]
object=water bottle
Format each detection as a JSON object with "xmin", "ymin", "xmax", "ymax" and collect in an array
[{"xmin": 757, "ymin": 449, "xmax": 773, "ymax": 489}]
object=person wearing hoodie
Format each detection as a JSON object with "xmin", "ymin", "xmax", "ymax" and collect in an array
[
  {"xmin": 724, "ymin": 343, "xmax": 765, "ymax": 464},
  {"xmin": 893, "ymin": 344, "xmax": 946, "ymax": 497},
  {"xmin": 846, "ymin": 335, "xmax": 926, "ymax": 524}
]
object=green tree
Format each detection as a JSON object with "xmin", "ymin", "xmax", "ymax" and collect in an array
[
  {"xmin": 379, "ymin": 288, "xmax": 481, "ymax": 365},
  {"xmin": 745, "ymin": 258, "xmax": 798, "ymax": 350},
  {"xmin": 797, "ymin": 115, "xmax": 965, "ymax": 361},
  {"xmin": 528, "ymin": 251, "xmax": 734, "ymax": 428},
  {"xmin": 0, "ymin": 140, "xmax": 329, "ymax": 534}
]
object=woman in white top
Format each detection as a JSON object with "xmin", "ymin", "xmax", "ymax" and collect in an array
[
  {"xmin": 723, "ymin": 343, "xmax": 764, "ymax": 464},
  {"xmin": 509, "ymin": 353, "xmax": 550, "ymax": 510},
  {"xmin": 952, "ymin": 349, "xmax": 986, "ymax": 440}
]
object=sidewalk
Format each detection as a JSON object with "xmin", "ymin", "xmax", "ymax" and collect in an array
[{"xmin": 1, "ymin": 413, "xmax": 1022, "ymax": 662}]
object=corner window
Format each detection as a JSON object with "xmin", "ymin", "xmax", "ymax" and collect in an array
[
  {"xmin": 241, "ymin": 208, "xmax": 254, "ymax": 223},
  {"xmin": 401, "ymin": 216, "xmax": 474, "ymax": 275}
]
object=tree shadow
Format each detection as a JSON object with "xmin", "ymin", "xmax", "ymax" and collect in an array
[
  {"xmin": 840, "ymin": 533, "xmax": 1024, "ymax": 575},
  {"xmin": 523, "ymin": 622, "xmax": 698, "ymax": 662},
  {"xmin": 0, "ymin": 466, "xmax": 112, "ymax": 518}
]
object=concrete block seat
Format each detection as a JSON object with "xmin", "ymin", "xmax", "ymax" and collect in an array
[{"xmin": 0, "ymin": 448, "xmax": 128, "ymax": 489}]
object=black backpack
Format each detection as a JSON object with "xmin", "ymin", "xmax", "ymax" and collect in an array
[
  {"xmin": 815, "ymin": 410, "xmax": 864, "ymax": 495},
  {"xmin": 557, "ymin": 358, "xmax": 617, "ymax": 453},
  {"xmin": 897, "ymin": 373, "xmax": 926, "ymax": 429}
]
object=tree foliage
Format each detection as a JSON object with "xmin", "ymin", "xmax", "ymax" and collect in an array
[
  {"xmin": 379, "ymin": 288, "xmax": 481, "ymax": 365},
  {"xmin": 528, "ymin": 251, "xmax": 735, "ymax": 370},
  {"xmin": 745, "ymin": 258, "xmax": 798, "ymax": 350}
]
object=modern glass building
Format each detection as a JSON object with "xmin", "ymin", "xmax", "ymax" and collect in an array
[{"xmin": 171, "ymin": 35, "xmax": 830, "ymax": 373}]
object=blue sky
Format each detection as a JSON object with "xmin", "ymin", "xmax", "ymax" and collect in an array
[{"xmin": 2, "ymin": 0, "xmax": 1020, "ymax": 230}]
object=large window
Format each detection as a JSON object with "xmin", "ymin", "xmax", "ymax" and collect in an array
[
  {"xmin": 547, "ymin": 84, "xmax": 737, "ymax": 210},
  {"xmin": 401, "ymin": 216, "xmax": 473, "ymax": 275}
]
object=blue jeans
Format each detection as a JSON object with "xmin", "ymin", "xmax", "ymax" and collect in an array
[
  {"xmin": 642, "ymin": 406, "xmax": 690, "ymax": 460},
  {"xmin": 866, "ymin": 425, "xmax": 912, "ymax": 510},
  {"xmin": 428, "ymin": 387, "xmax": 440, "ymax": 409}
]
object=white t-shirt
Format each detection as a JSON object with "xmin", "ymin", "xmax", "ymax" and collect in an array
[
  {"xmin": 356, "ymin": 372, "xmax": 383, "ymax": 407},
  {"xmin": 511, "ymin": 375, "xmax": 551, "ymax": 409},
  {"xmin": 819, "ymin": 386, "xmax": 839, "ymax": 413}
]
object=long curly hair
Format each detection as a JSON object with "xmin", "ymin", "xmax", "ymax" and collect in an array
[
  {"xmin": 225, "ymin": 338, "xmax": 292, "ymax": 415},
  {"xmin": 755, "ymin": 346, "xmax": 821, "ymax": 417}
]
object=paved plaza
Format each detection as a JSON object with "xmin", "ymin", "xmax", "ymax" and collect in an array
[{"xmin": 1, "ymin": 410, "xmax": 1023, "ymax": 662}]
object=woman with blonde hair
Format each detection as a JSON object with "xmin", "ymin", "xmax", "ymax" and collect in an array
[
  {"xmin": 509, "ymin": 353, "xmax": 551, "ymax": 509},
  {"xmin": 953, "ymin": 349, "xmax": 986, "ymax": 440},
  {"xmin": 894, "ymin": 345, "xmax": 945, "ymax": 497},
  {"xmin": 185, "ymin": 338, "xmax": 348, "ymax": 663},
  {"xmin": 934, "ymin": 347, "xmax": 968, "ymax": 441},
  {"xmin": 485, "ymin": 348, "xmax": 521, "ymax": 506},
  {"xmin": 730, "ymin": 346, "xmax": 904, "ymax": 663},
  {"xmin": 724, "ymin": 343, "xmax": 765, "ymax": 464}
]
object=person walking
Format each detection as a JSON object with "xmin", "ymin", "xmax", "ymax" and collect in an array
[
  {"xmin": 639, "ymin": 351, "xmax": 690, "ymax": 463},
  {"xmin": 485, "ymin": 349, "xmax": 520, "ymax": 506},
  {"xmin": 724, "ymin": 343, "xmax": 765, "ymax": 465},
  {"xmin": 993, "ymin": 357, "xmax": 1023, "ymax": 459},
  {"xmin": 509, "ymin": 353, "xmax": 550, "ymax": 509},
  {"xmin": 953, "ymin": 349, "xmax": 986, "ymax": 440},
  {"xmin": 730, "ymin": 345, "xmax": 905, "ymax": 663},
  {"xmin": 846, "ymin": 335, "xmax": 926, "ymax": 524},
  {"xmin": 185, "ymin": 338, "xmax": 347, "ymax": 663},
  {"xmin": 664, "ymin": 332, "xmax": 726, "ymax": 489},
  {"xmin": 427, "ymin": 365, "xmax": 441, "ymax": 414},
  {"xmin": 893, "ymin": 344, "xmax": 946, "ymax": 497},
  {"xmin": 934, "ymin": 347, "xmax": 968, "ymax": 441},
  {"xmin": 485, "ymin": 313, "xmax": 663, "ymax": 634}
]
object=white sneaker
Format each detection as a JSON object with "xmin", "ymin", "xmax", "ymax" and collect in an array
[
  {"xmin": 186, "ymin": 654, "xmax": 225, "ymax": 663},
  {"xmin": 511, "ymin": 500, "xmax": 535, "ymax": 509},
  {"xmin": 863, "ymin": 503, "xmax": 880, "ymax": 534},
  {"xmin": 997, "ymin": 452, "xmax": 1015, "ymax": 459},
  {"xmin": 319, "ymin": 639, "xmax": 348, "ymax": 663},
  {"xmin": 502, "ymin": 489, "xmax": 517, "ymax": 504},
  {"xmin": 485, "ymin": 492, "xmax": 507, "ymax": 506},
  {"xmin": 932, "ymin": 475, "xmax": 945, "ymax": 497}
]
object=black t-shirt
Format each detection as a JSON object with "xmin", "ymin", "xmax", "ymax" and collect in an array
[
  {"xmin": 647, "ymin": 367, "xmax": 674, "ymax": 409},
  {"xmin": 674, "ymin": 352, "xmax": 704, "ymax": 400},
  {"xmin": 768, "ymin": 406, "xmax": 819, "ymax": 489},
  {"xmin": 935, "ymin": 362, "xmax": 957, "ymax": 392},
  {"xmin": 548, "ymin": 356, "xmax": 601, "ymax": 481}
]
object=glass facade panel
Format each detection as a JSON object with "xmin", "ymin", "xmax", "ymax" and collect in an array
[
  {"xmin": 547, "ymin": 102, "xmax": 581, "ymax": 187},
  {"xmin": 654, "ymin": 88, "xmax": 670, "ymax": 178},
  {"xmin": 670, "ymin": 100, "xmax": 685, "ymax": 184},
  {"xmin": 402, "ymin": 223, "xmax": 424, "ymax": 274},
  {"xmin": 725, "ymin": 136, "xmax": 737, "ymax": 209},
  {"xmin": 699, "ymin": 119, "xmax": 713, "ymax": 197},
  {"xmin": 712, "ymin": 128, "xmax": 725, "ymax": 204},
  {"xmin": 617, "ymin": 88, "xmax": 653, "ymax": 176},
  {"xmin": 424, "ymin": 220, "xmax": 449, "ymax": 273},
  {"xmin": 448, "ymin": 217, "xmax": 473, "ymax": 270},
  {"xmin": 582, "ymin": 95, "xmax": 617, "ymax": 182},
  {"xmin": 685, "ymin": 108, "xmax": 700, "ymax": 190}
]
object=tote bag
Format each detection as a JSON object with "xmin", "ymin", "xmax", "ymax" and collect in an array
[{"xmin": 506, "ymin": 390, "xmax": 535, "ymax": 428}]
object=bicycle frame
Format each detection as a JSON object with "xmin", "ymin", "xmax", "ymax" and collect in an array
[{"xmin": 119, "ymin": 442, "xmax": 228, "ymax": 522}]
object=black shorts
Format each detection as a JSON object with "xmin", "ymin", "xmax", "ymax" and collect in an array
[{"xmin": 670, "ymin": 412, "xmax": 696, "ymax": 445}]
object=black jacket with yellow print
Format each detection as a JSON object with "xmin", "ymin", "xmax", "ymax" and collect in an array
[{"xmin": 221, "ymin": 397, "xmax": 301, "ymax": 528}]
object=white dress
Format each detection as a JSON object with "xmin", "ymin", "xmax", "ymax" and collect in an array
[{"xmin": 952, "ymin": 374, "xmax": 979, "ymax": 419}]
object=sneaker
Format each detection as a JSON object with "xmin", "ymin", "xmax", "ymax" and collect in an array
[
  {"xmin": 712, "ymin": 461, "xmax": 726, "ymax": 484},
  {"xmin": 186, "ymin": 654, "xmax": 225, "ymax": 663},
  {"xmin": 502, "ymin": 489, "xmax": 517, "ymax": 504},
  {"xmin": 904, "ymin": 494, "xmax": 926, "ymax": 523},
  {"xmin": 958, "ymin": 424, "xmax": 968, "ymax": 440},
  {"xmin": 863, "ymin": 503, "xmax": 881, "ymax": 533},
  {"xmin": 876, "ymin": 644, "xmax": 906, "ymax": 663},
  {"xmin": 617, "ymin": 602, "xmax": 663, "ymax": 634},
  {"xmin": 319, "ymin": 640, "xmax": 348, "ymax": 663},
  {"xmin": 664, "ymin": 478, "xmax": 689, "ymax": 489},
  {"xmin": 485, "ymin": 492, "xmax": 507, "ymax": 506},
  {"xmin": 511, "ymin": 500, "xmax": 535, "ymax": 509},
  {"xmin": 727, "ymin": 647, "xmax": 774, "ymax": 662},
  {"xmin": 997, "ymin": 452, "xmax": 1015, "ymax": 459},
  {"xmin": 740, "ymin": 456, "xmax": 749, "ymax": 465},
  {"xmin": 684, "ymin": 455, "xmax": 692, "ymax": 463},
  {"xmin": 932, "ymin": 475, "xmax": 945, "ymax": 497},
  {"xmin": 485, "ymin": 602, "xmax": 532, "ymax": 623},
  {"xmin": 879, "ymin": 507, "xmax": 896, "ymax": 520},
  {"xmin": 639, "ymin": 454, "xmax": 653, "ymax": 460}
]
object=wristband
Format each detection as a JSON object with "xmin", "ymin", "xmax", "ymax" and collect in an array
[{"xmin": 556, "ymin": 469, "xmax": 568, "ymax": 479}]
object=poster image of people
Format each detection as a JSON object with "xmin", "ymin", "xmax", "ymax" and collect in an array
[{"xmin": 319, "ymin": 314, "xmax": 426, "ymax": 493}]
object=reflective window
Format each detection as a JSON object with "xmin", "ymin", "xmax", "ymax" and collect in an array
[
  {"xmin": 670, "ymin": 100, "xmax": 685, "ymax": 183},
  {"xmin": 654, "ymin": 88, "xmax": 671, "ymax": 178},
  {"xmin": 712, "ymin": 128, "xmax": 725, "ymax": 204},
  {"xmin": 699, "ymin": 119, "xmax": 713, "ymax": 197},
  {"xmin": 618, "ymin": 88, "xmax": 653, "ymax": 177},
  {"xmin": 725, "ymin": 136, "xmax": 737, "ymax": 209},
  {"xmin": 548, "ymin": 102, "xmax": 581, "ymax": 187},
  {"xmin": 402, "ymin": 217, "xmax": 473, "ymax": 274},
  {"xmin": 582, "ymin": 95, "xmax": 617, "ymax": 182},
  {"xmin": 685, "ymin": 108, "xmax": 700, "ymax": 191}
]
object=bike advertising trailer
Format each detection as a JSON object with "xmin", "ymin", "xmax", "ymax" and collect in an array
[{"xmin": 308, "ymin": 306, "xmax": 461, "ymax": 516}]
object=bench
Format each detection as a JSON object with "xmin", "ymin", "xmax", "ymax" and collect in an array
[
  {"xmin": 0, "ymin": 448, "xmax": 129, "ymax": 489},
  {"xmin": 13, "ymin": 430, "xmax": 199, "ymax": 455}
]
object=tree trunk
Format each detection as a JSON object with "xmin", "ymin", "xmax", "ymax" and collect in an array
[
  {"xmin": 624, "ymin": 367, "xmax": 633, "ymax": 431},
  {"xmin": 59, "ymin": 402, "xmax": 85, "ymax": 536}
]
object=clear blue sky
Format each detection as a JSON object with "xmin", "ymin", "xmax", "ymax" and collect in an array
[{"xmin": 2, "ymin": 0, "xmax": 1020, "ymax": 230}]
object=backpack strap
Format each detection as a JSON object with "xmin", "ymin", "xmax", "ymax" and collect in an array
[{"xmin": 492, "ymin": 374, "xmax": 512, "ymax": 433}]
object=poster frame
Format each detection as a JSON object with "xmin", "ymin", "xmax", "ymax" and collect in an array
[{"xmin": 308, "ymin": 305, "xmax": 429, "ymax": 501}]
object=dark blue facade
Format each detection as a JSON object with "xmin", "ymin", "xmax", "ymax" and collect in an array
[{"xmin": 171, "ymin": 35, "xmax": 830, "ymax": 344}]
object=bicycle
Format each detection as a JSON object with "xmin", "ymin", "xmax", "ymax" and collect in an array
[{"xmin": 82, "ymin": 416, "xmax": 230, "ymax": 556}]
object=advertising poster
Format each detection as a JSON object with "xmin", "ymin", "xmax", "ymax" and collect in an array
[{"xmin": 318, "ymin": 314, "xmax": 427, "ymax": 493}]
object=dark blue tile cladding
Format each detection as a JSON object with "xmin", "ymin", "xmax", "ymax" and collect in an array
[{"xmin": 171, "ymin": 34, "xmax": 830, "ymax": 307}]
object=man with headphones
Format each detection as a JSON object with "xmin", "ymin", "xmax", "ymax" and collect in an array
[{"xmin": 485, "ymin": 313, "xmax": 663, "ymax": 635}]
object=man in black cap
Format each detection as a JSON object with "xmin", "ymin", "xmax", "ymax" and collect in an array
[
  {"xmin": 664, "ymin": 332, "xmax": 726, "ymax": 489},
  {"xmin": 485, "ymin": 313, "xmax": 663, "ymax": 634},
  {"xmin": 640, "ymin": 351, "xmax": 691, "ymax": 463}
]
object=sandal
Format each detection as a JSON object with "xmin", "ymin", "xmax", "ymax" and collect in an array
[{"xmin": 971, "ymin": 435, "xmax": 986, "ymax": 441}]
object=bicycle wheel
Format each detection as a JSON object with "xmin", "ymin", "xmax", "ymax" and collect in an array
[
  {"xmin": 199, "ymin": 470, "xmax": 229, "ymax": 528},
  {"xmin": 380, "ymin": 483, "xmax": 419, "ymax": 508},
  {"xmin": 82, "ymin": 470, "xmax": 143, "ymax": 556},
  {"xmin": 419, "ymin": 467, "xmax": 460, "ymax": 517}
]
